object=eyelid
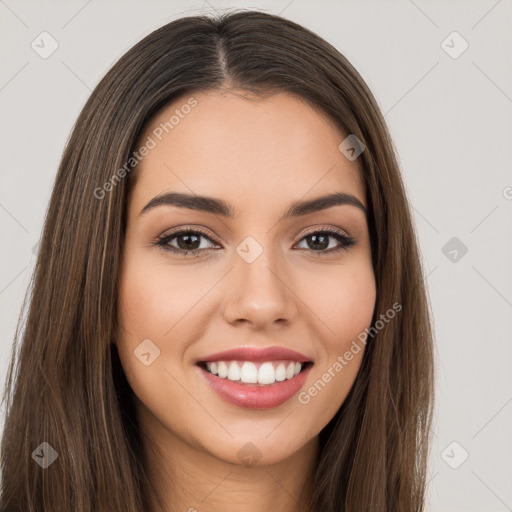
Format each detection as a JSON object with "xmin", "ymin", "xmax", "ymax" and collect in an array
[
  {"xmin": 298, "ymin": 224, "xmax": 352, "ymax": 239},
  {"xmin": 157, "ymin": 225, "xmax": 221, "ymax": 244},
  {"xmin": 157, "ymin": 224, "xmax": 352, "ymax": 241}
]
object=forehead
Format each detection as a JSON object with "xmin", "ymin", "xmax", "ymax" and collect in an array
[{"xmin": 130, "ymin": 89, "xmax": 365, "ymax": 214}]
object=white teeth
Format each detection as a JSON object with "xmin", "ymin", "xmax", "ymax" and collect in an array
[
  {"xmin": 203, "ymin": 360, "xmax": 306, "ymax": 385},
  {"xmin": 258, "ymin": 362, "xmax": 275, "ymax": 385},
  {"xmin": 275, "ymin": 363, "xmax": 286, "ymax": 382},
  {"xmin": 227, "ymin": 361, "xmax": 240, "ymax": 381},
  {"xmin": 217, "ymin": 361, "xmax": 228, "ymax": 378},
  {"xmin": 240, "ymin": 362, "xmax": 258, "ymax": 383}
]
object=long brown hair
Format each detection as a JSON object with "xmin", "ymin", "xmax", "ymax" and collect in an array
[{"xmin": 0, "ymin": 9, "xmax": 434, "ymax": 512}]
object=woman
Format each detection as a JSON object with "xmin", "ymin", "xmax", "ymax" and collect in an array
[{"xmin": 0, "ymin": 9, "xmax": 434, "ymax": 512}]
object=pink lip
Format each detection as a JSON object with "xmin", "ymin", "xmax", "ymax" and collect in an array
[
  {"xmin": 197, "ymin": 363, "xmax": 313, "ymax": 409},
  {"xmin": 197, "ymin": 346, "xmax": 312, "ymax": 363}
]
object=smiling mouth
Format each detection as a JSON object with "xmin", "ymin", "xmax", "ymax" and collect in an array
[{"xmin": 196, "ymin": 360, "xmax": 314, "ymax": 386}]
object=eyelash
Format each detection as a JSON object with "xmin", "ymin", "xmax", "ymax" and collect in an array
[{"xmin": 153, "ymin": 226, "xmax": 356, "ymax": 257}]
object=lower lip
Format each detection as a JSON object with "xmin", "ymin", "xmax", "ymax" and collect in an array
[{"xmin": 197, "ymin": 364, "xmax": 312, "ymax": 409}]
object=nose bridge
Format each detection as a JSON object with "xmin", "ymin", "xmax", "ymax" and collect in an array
[{"xmin": 222, "ymin": 232, "xmax": 297, "ymax": 327}]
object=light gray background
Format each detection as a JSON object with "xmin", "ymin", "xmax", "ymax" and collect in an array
[{"xmin": 1, "ymin": 1, "xmax": 511, "ymax": 510}]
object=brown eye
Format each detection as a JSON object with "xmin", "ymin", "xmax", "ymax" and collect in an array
[
  {"xmin": 154, "ymin": 229, "xmax": 219, "ymax": 256},
  {"xmin": 173, "ymin": 232, "xmax": 202, "ymax": 251},
  {"xmin": 295, "ymin": 229, "xmax": 356, "ymax": 254},
  {"xmin": 153, "ymin": 227, "xmax": 356, "ymax": 257}
]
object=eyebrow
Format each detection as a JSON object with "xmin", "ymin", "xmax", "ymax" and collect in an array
[{"xmin": 139, "ymin": 191, "xmax": 368, "ymax": 221}]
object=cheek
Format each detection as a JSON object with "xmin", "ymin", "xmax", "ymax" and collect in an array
[
  {"xmin": 295, "ymin": 261, "xmax": 376, "ymax": 425},
  {"xmin": 115, "ymin": 256, "xmax": 196, "ymax": 427},
  {"xmin": 115, "ymin": 248, "xmax": 225, "ymax": 402},
  {"xmin": 305, "ymin": 261, "xmax": 376, "ymax": 348},
  {"xmin": 117, "ymin": 252, "xmax": 206, "ymax": 345},
  {"xmin": 115, "ymin": 254, "xmax": 183, "ymax": 382}
]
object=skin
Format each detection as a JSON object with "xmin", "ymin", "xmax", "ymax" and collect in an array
[{"xmin": 115, "ymin": 88, "xmax": 376, "ymax": 512}]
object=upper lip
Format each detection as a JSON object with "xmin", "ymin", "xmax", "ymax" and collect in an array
[{"xmin": 197, "ymin": 346, "xmax": 313, "ymax": 363}]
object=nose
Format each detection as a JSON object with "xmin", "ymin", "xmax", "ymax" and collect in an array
[{"xmin": 222, "ymin": 250, "xmax": 298, "ymax": 329}]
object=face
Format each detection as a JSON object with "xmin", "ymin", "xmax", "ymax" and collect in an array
[{"xmin": 115, "ymin": 89, "xmax": 376, "ymax": 467}]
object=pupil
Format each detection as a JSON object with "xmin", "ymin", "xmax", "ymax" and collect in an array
[
  {"xmin": 178, "ymin": 234, "xmax": 200, "ymax": 250},
  {"xmin": 308, "ymin": 234, "xmax": 328, "ymax": 250}
]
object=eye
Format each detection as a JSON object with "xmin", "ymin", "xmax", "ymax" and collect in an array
[
  {"xmin": 294, "ymin": 227, "xmax": 356, "ymax": 254},
  {"xmin": 153, "ymin": 226, "xmax": 356, "ymax": 257},
  {"xmin": 153, "ymin": 228, "xmax": 220, "ymax": 257}
]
